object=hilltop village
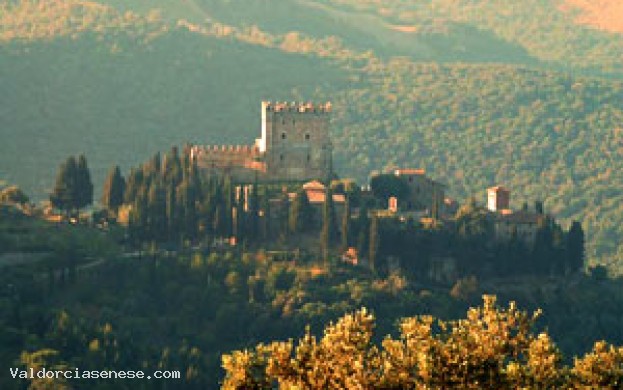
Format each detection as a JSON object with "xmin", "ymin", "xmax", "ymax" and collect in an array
[
  {"xmin": 180, "ymin": 101, "xmax": 583, "ymax": 281},
  {"xmin": 4, "ymin": 101, "xmax": 585, "ymax": 285}
]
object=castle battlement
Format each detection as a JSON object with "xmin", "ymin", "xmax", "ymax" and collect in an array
[
  {"xmin": 263, "ymin": 101, "xmax": 332, "ymax": 113},
  {"xmin": 192, "ymin": 144, "xmax": 260, "ymax": 156},
  {"xmin": 193, "ymin": 101, "xmax": 333, "ymax": 183}
]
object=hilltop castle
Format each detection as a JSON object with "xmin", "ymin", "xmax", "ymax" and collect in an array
[{"xmin": 191, "ymin": 101, "xmax": 333, "ymax": 183}]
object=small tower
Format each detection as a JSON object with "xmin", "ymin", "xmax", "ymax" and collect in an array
[
  {"xmin": 487, "ymin": 186, "xmax": 510, "ymax": 212},
  {"xmin": 259, "ymin": 101, "xmax": 332, "ymax": 182}
]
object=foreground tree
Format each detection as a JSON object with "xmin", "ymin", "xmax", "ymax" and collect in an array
[{"xmin": 222, "ymin": 296, "xmax": 623, "ymax": 389}]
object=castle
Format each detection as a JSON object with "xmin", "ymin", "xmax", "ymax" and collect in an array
[{"xmin": 191, "ymin": 101, "xmax": 333, "ymax": 183}]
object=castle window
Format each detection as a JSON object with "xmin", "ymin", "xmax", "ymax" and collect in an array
[
  {"xmin": 281, "ymin": 132, "xmax": 287, "ymax": 140},
  {"xmin": 282, "ymin": 118, "xmax": 285, "ymax": 125},
  {"xmin": 293, "ymin": 119, "xmax": 296, "ymax": 126},
  {"xmin": 305, "ymin": 133, "xmax": 310, "ymax": 140},
  {"xmin": 280, "ymin": 154, "xmax": 284, "ymax": 161},
  {"xmin": 307, "ymin": 154, "xmax": 311, "ymax": 162}
]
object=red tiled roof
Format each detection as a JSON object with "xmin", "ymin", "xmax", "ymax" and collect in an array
[
  {"xmin": 488, "ymin": 185, "xmax": 509, "ymax": 193},
  {"xmin": 307, "ymin": 192, "xmax": 345, "ymax": 204},
  {"xmin": 394, "ymin": 168, "xmax": 426, "ymax": 176},
  {"xmin": 303, "ymin": 180, "xmax": 326, "ymax": 191}
]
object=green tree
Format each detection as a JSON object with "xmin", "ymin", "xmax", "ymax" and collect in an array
[
  {"xmin": 50, "ymin": 156, "xmax": 78, "ymax": 216},
  {"xmin": 76, "ymin": 154, "xmax": 93, "ymax": 211},
  {"xmin": 320, "ymin": 186, "xmax": 338, "ymax": 266},
  {"xmin": 566, "ymin": 221, "xmax": 585, "ymax": 273},
  {"xmin": 0, "ymin": 185, "xmax": 29, "ymax": 205},
  {"xmin": 101, "ymin": 166, "xmax": 125, "ymax": 213},
  {"xmin": 368, "ymin": 215, "xmax": 379, "ymax": 272},
  {"xmin": 369, "ymin": 173, "xmax": 410, "ymax": 204},
  {"xmin": 341, "ymin": 195, "xmax": 351, "ymax": 252},
  {"xmin": 289, "ymin": 189, "xmax": 312, "ymax": 234}
]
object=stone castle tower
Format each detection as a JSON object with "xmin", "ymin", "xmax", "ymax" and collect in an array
[
  {"xmin": 192, "ymin": 101, "xmax": 333, "ymax": 183},
  {"xmin": 258, "ymin": 101, "xmax": 332, "ymax": 181}
]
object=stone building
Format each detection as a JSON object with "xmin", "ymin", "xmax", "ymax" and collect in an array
[
  {"xmin": 191, "ymin": 101, "xmax": 333, "ymax": 183},
  {"xmin": 392, "ymin": 169, "xmax": 446, "ymax": 215},
  {"xmin": 487, "ymin": 186, "xmax": 510, "ymax": 212},
  {"xmin": 486, "ymin": 186, "xmax": 542, "ymax": 246},
  {"xmin": 492, "ymin": 209, "xmax": 541, "ymax": 247}
]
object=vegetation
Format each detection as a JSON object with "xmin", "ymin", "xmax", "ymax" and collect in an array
[
  {"xmin": 50, "ymin": 155, "xmax": 93, "ymax": 216},
  {"xmin": 222, "ymin": 296, "xmax": 623, "ymax": 389},
  {"xmin": 1, "ymin": 226, "xmax": 622, "ymax": 389},
  {"xmin": 1, "ymin": 3, "xmax": 623, "ymax": 387}
]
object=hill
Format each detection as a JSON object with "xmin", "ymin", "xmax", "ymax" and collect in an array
[{"xmin": 1, "ymin": 0, "xmax": 623, "ymax": 271}]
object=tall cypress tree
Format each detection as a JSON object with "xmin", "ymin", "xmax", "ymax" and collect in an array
[
  {"xmin": 234, "ymin": 185, "xmax": 246, "ymax": 242},
  {"xmin": 341, "ymin": 195, "xmax": 351, "ymax": 252},
  {"xmin": 50, "ymin": 156, "xmax": 78, "ymax": 215},
  {"xmin": 147, "ymin": 181, "xmax": 167, "ymax": 241},
  {"xmin": 356, "ymin": 204, "xmax": 370, "ymax": 259},
  {"xmin": 566, "ymin": 221, "xmax": 585, "ymax": 273},
  {"xmin": 101, "ymin": 166, "xmax": 125, "ymax": 213},
  {"xmin": 368, "ymin": 215, "xmax": 379, "ymax": 272},
  {"xmin": 222, "ymin": 176, "xmax": 234, "ymax": 237},
  {"xmin": 289, "ymin": 189, "xmax": 312, "ymax": 234},
  {"xmin": 248, "ymin": 180, "xmax": 260, "ymax": 240},
  {"xmin": 76, "ymin": 154, "xmax": 93, "ymax": 211},
  {"xmin": 166, "ymin": 183, "xmax": 178, "ymax": 241},
  {"xmin": 320, "ymin": 186, "xmax": 337, "ymax": 266},
  {"xmin": 124, "ymin": 168, "xmax": 144, "ymax": 204}
]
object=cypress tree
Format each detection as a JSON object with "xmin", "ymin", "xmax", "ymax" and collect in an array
[
  {"xmin": 369, "ymin": 215, "xmax": 379, "ymax": 272},
  {"xmin": 341, "ymin": 195, "xmax": 351, "ymax": 252},
  {"xmin": 234, "ymin": 185, "xmax": 246, "ymax": 242},
  {"xmin": 166, "ymin": 183, "xmax": 178, "ymax": 241},
  {"xmin": 289, "ymin": 189, "xmax": 312, "ymax": 234},
  {"xmin": 222, "ymin": 176, "xmax": 234, "ymax": 237},
  {"xmin": 76, "ymin": 154, "xmax": 93, "ymax": 211},
  {"xmin": 124, "ymin": 168, "xmax": 144, "ymax": 204},
  {"xmin": 101, "ymin": 166, "xmax": 125, "ymax": 213},
  {"xmin": 566, "ymin": 221, "xmax": 585, "ymax": 273},
  {"xmin": 163, "ymin": 146, "xmax": 183, "ymax": 187},
  {"xmin": 50, "ymin": 156, "xmax": 78, "ymax": 215},
  {"xmin": 147, "ymin": 181, "xmax": 167, "ymax": 241},
  {"xmin": 356, "ymin": 204, "xmax": 370, "ymax": 259},
  {"xmin": 248, "ymin": 181, "xmax": 260, "ymax": 240},
  {"xmin": 320, "ymin": 186, "xmax": 337, "ymax": 266}
]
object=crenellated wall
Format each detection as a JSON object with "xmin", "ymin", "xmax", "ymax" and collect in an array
[{"xmin": 194, "ymin": 101, "xmax": 333, "ymax": 183}]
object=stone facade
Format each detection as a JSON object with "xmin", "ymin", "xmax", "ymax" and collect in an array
[
  {"xmin": 192, "ymin": 101, "xmax": 332, "ymax": 183},
  {"xmin": 487, "ymin": 186, "xmax": 510, "ymax": 212},
  {"xmin": 393, "ymin": 169, "xmax": 446, "ymax": 214}
]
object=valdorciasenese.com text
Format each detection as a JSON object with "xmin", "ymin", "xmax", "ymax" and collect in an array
[{"xmin": 10, "ymin": 367, "xmax": 181, "ymax": 380}]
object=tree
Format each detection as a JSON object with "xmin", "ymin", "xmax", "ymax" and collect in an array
[
  {"xmin": 356, "ymin": 204, "xmax": 370, "ymax": 258},
  {"xmin": 320, "ymin": 186, "xmax": 338, "ymax": 266},
  {"xmin": 0, "ymin": 185, "xmax": 29, "ymax": 205},
  {"xmin": 101, "ymin": 166, "xmax": 125, "ymax": 213},
  {"xmin": 222, "ymin": 296, "xmax": 623, "ymax": 389},
  {"xmin": 50, "ymin": 156, "xmax": 78, "ymax": 215},
  {"xmin": 289, "ymin": 189, "xmax": 312, "ymax": 234},
  {"xmin": 369, "ymin": 173, "xmax": 410, "ymax": 204},
  {"xmin": 368, "ymin": 215, "xmax": 379, "ymax": 272},
  {"xmin": 566, "ymin": 221, "xmax": 585, "ymax": 273},
  {"xmin": 76, "ymin": 154, "xmax": 93, "ymax": 210},
  {"xmin": 248, "ymin": 181, "xmax": 260, "ymax": 240},
  {"xmin": 341, "ymin": 195, "xmax": 351, "ymax": 252}
]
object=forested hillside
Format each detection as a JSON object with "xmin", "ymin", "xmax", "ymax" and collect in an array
[{"xmin": 1, "ymin": 0, "xmax": 623, "ymax": 270}]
